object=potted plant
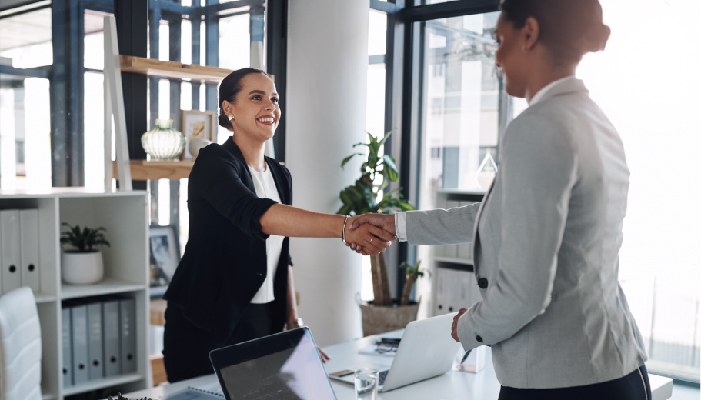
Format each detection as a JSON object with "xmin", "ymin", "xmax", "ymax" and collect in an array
[
  {"xmin": 337, "ymin": 131, "xmax": 416, "ymax": 336},
  {"xmin": 60, "ymin": 223, "xmax": 111, "ymax": 285},
  {"xmin": 400, "ymin": 260, "xmax": 428, "ymax": 305}
]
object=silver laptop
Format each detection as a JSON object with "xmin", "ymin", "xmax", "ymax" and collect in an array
[{"xmin": 329, "ymin": 313, "xmax": 460, "ymax": 392}]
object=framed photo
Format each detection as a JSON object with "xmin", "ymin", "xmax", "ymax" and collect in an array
[
  {"xmin": 180, "ymin": 109, "xmax": 217, "ymax": 160},
  {"xmin": 148, "ymin": 224, "xmax": 181, "ymax": 289}
]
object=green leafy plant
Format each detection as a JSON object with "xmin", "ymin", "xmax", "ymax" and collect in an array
[
  {"xmin": 337, "ymin": 131, "xmax": 415, "ymax": 306},
  {"xmin": 400, "ymin": 260, "xmax": 429, "ymax": 305},
  {"xmin": 60, "ymin": 223, "xmax": 111, "ymax": 252},
  {"xmin": 337, "ymin": 131, "xmax": 414, "ymax": 216}
]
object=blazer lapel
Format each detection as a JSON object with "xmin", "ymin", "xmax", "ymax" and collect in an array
[{"xmin": 472, "ymin": 178, "xmax": 497, "ymax": 273}]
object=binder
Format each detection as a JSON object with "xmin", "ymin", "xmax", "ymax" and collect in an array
[
  {"xmin": 20, "ymin": 209, "xmax": 40, "ymax": 292},
  {"xmin": 103, "ymin": 299, "xmax": 121, "ymax": 376},
  {"xmin": 120, "ymin": 298, "xmax": 137, "ymax": 373},
  {"xmin": 1, "ymin": 209, "xmax": 22, "ymax": 294},
  {"xmin": 61, "ymin": 307, "xmax": 73, "ymax": 387},
  {"xmin": 71, "ymin": 304, "xmax": 89, "ymax": 385},
  {"xmin": 87, "ymin": 302, "xmax": 104, "ymax": 380},
  {"xmin": 444, "ymin": 268, "xmax": 458, "ymax": 313}
]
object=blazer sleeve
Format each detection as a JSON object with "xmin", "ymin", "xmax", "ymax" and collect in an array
[
  {"xmin": 285, "ymin": 165, "xmax": 294, "ymax": 267},
  {"xmin": 457, "ymin": 111, "xmax": 578, "ymax": 352},
  {"xmin": 194, "ymin": 145, "xmax": 277, "ymax": 240},
  {"xmin": 404, "ymin": 203, "xmax": 481, "ymax": 245}
]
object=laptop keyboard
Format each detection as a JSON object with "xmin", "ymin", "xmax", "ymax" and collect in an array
[{"xmin": 379, "ymin": 370, "xmax": 389, "ymax": 386}]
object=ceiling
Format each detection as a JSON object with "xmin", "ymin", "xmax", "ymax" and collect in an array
[
  {"xmin": 0, "ymin": 3, "xmax": 108, "ymax": 53},
  {"xmin": 0, "ymin": 0, "xmax": 39, "ymax": 11},
  {"xmin": 0, "ymin": 7, "xmax": 51, "ymax": 52}
]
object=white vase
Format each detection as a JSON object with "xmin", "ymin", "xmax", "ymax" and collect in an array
[
  {"xmin": 62, "ymin": 251, "xmax": 104, "ymax": 285},
  {"xmin": 189, "ymin": 137, "xmax": 212, "ymax": 158}
]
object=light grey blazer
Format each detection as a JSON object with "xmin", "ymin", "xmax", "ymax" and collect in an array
[{"xmin": 404, "ymin": 78, "xmax": 648, "ymax": 389}]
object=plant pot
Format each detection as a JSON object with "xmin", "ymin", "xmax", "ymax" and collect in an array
[
  {"xmin": 62, "ymin": 251, "xmax": 104, "ymax": 285},
  {"xmin": 359, "ymin": 298, "xmax": 420, "ymax": 337}
]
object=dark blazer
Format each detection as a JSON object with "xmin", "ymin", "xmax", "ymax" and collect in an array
[{"xmin": 164, "ymin": 137, "xmax": 292, "ymax": 341}]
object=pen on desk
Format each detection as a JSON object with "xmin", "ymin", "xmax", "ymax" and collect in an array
[{"xmin": 460, "ymin": 349, "xmax": 472, "ymax": 364}]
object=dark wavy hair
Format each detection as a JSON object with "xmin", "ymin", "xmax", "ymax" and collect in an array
[
  {"xmin": 499, "ymin": 0, "xmax": 611, "ymax": 65},
  {"xmin": 217, "ymin": 68, "xmax": 270, "ymax": 129}
]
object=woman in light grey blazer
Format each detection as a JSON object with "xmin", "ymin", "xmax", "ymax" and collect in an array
[{"xmin": 349, "ymin": 0, "xmax": 651, "ymax": 399}]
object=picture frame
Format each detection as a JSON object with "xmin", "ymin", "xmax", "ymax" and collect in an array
[
  {"xmin": 180, "ymin": 109, "xmax": 217, "ymax": 160},
  {"xmin": 148, "ymin": 224, "xmax": 181, "ymax": 289}
]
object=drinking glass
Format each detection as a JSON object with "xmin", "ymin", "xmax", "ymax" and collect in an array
[{"xmin": 354, "ymin": 368, "xmax": 379, "ymax": 400}]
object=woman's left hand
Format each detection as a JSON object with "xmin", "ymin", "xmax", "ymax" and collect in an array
[
  {"xmin": 451, "ymin": 308, "xmax": 468, "ymax": 342},
  {"xmin": 317, "ymin": 346, "xmax": 331, "ymax": 363}
]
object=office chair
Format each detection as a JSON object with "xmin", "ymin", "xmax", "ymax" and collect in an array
[{"xmin": 0, "ymin": 287, "xmax": 42, "ymax": 400}]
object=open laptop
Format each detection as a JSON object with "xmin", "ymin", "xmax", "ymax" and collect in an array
[
  {"xmin": 209, "ymin": 327, "xmax": 337, "ymax": 400},
  {"xmin": 328, "ymin": 313, "xmax": 461, "ymax": 392}
]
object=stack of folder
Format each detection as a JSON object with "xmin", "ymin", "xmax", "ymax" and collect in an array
[
  {"xmin": 0, "ymin": 209, "xmax": 40, "ymax": 295},
  {"xmin": 62, "ymin": 296, "xmax": 137, "ymax": 387}
]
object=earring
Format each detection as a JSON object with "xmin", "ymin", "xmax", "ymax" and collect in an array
[{"xmin": 228, "ymin": 115, "xmax": 234, "ymax": 121}]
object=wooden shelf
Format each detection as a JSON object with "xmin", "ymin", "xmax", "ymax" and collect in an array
[
  {"xmin": 113, "ymin": 160, "xmax": 194, "ymax": 181},
  {"xmin": 120, "ymin": 55, "xmax": 232, "ymax": 82},
  {"xmin": 62, "ymin": 373, "xmax": 143, "ymax": 396},
  {"xmin": 61, "ymin": 278, "xmax": 145, "ymax": 299},
  {"xmin": 434, "ymin": 256, "xmax": 473, "ymax": 266}
]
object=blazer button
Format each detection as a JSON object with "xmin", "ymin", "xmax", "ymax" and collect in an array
[
  {"xmin": 476, "ymin": 335, "xmax": 483, "ymax": 343},
  {"xmin": 478, "ymin": 278, "xmax": 488, "ymax": 289}
]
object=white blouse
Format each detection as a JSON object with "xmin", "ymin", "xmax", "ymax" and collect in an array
[{"xmin": 248, "ymin": 163, "xmax": 285, "ymax": 304}]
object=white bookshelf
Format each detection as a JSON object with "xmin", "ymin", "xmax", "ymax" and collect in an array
[
  {"xmin": 0, "ymin": 189, "xmax": 151, "ymax": 399},
  {"xmin": 429, "ymin": 189, "xmax": 486, "ymax": 317}
]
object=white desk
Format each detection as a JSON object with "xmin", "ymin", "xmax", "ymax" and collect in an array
[{"xmin": 124, "ymin": 331, "xmax": 673, "ymax": 399}]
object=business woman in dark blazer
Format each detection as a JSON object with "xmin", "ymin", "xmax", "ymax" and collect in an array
[
  {"xmin": 350, "ymin": 1, "xmax": 651, "ymax": 399},
  {"xmin": 163, "ymin": 68, "xmax": 394, "ymax": 382}
]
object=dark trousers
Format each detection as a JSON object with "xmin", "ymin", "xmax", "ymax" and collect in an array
[
  {"xmin": 499, "ymin": 365, "xmax": 653, "ymax": 400},
  {"xmin": 163, "ymin": 302, "xmax": 277, "ymax": 383}
]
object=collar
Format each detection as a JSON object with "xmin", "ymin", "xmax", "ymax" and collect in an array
[
  {"xmin": 222, "ymin": 136, "xmax": 289, "ymax": 205},
  {"xmin": 222, "ymin": 135, "xmax": 246, "ymax": 162},
  {"xmin": 528, "ymin": 75, "xmax": 584, "ymax": 107}
]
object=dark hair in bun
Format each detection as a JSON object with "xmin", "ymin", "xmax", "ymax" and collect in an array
[
  {"xmin": 218, "ymin": 68, "xmax": 269, "ymax": 130},
  {"xmin": 500, "ymin": 0, "xmax": 610, "ymax": 65}
]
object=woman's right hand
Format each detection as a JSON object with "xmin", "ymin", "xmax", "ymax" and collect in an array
[{"xmin": 345, "ymin": 217, "xmax": 394, "ymax": 255}]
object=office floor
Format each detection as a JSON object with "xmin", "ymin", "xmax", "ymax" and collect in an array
[{"xmin": 670, "ymin": 381, "xmax": 700, "ymax": 400}]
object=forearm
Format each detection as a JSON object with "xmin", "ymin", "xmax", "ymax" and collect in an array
[
  {"xmin": 260, "ymin": 204, "xmax": 345, "ymax": 238},
  {"xmin": 405, "ymin": 203, "xmax": 480, "ymax": 245},
  {"xmin": 286, "ymin": 265, "xmax": 298, "ymax": 324}
]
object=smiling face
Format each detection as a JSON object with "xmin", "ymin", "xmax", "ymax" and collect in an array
[
  {"xmin": 494, "ymin": 14, "xmax": 531, "ymax": 98},
  {"xmin": 222, "ymin": 73, "xmax": 281, "ymax": 143}
]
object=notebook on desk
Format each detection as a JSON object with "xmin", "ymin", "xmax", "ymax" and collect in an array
[{"xmin": 208, "ymin": 327, "xmax": 337, "ymax": 400}]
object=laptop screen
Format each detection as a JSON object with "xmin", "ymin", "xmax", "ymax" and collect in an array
[{"xmin": 212, "ymin": 328, "xmax": 336, "ymax": 400}]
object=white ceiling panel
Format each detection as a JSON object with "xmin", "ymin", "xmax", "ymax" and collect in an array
[{"xmin": 0, "ymin": 7, "xmax": 51, "ymax": 51}]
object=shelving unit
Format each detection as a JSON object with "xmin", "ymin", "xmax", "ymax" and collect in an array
[
  {"xmin": 107, "ymin": 55, "xmax": 231, "ymax": 184},
  {"xmin": 430, "ymin": 189, "xmax": 486, "ymax": 317},
  {"xmin": 0, "ymin": 189, "xmax": 150, "ymax": 399}
]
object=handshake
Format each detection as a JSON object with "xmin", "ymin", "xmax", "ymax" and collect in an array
[{"xmin": 343, "ymin": 214, "xmax": 397, "ymax": 256}]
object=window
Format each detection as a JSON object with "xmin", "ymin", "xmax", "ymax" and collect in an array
[
  {"xmin": 577, "ymin": 0, "xmax": 701, "ymax": 381},
  {"xmin": 361, "ymin": 8, "xmax": 390, "ymax": 302},
  {"xmin": 419, "ymin": 12, "xmax": 501, "ymax": 209},
  {"xmin": 0, "ymin": 6, "xmax": 52, "ymax": 190}
]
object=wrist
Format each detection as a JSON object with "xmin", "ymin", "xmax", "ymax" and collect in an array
[{"xmin": 287, "ymin": 317, "xmax": 304, "ymax": 329}]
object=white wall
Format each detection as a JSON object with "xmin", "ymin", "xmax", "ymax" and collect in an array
[{"xmin": 285, "ymin": 0, "xmax": 369, "ymax": 346}]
